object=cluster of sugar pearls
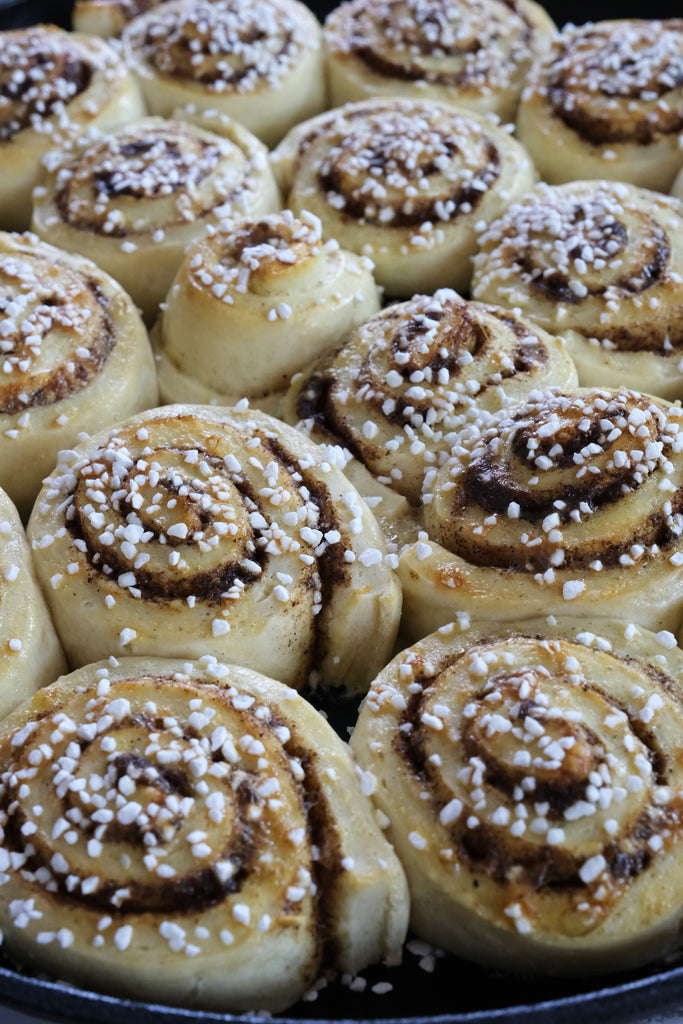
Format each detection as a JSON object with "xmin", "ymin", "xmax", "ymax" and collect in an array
[
  {"xmin": 473, "ymin": 182, "xmax": 675, "ymax": 300},
  {"xmin": 538, "ymin": 19, "xmax": 683, "ymax": 103},
  {"xmin": 141, "ymin": 0, "xmax": 319, "ymax": 93}
]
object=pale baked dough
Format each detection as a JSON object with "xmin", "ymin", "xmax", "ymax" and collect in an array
[
  {"xmin": 30, "ymin": 116, "xmax": 280, "ymax": 323},
  {"xmin": 0, "ymin": 655, "xmax": 409, "ymax": 1011},
  {"xmin": 399, "ymin": 387, "xmax": 683, "ymax": 642},
  {"xmin": 0, "ymin": 232, "xmax": 158, "ymax": 520},
  {"xmin": 352, "ymin": 617, "xmax": 683, "ymax": 974},
  {"xmin": 271, "ymin": 97, "xmax": 536, "ymax": 298},
  {"xmin": 472, "ymin": 181, "xmax": 683, "ymax": 402},
  {"xmin": 0, "ymin": 486, "xmax": 67, "ymax": 720},
  {"xmin": 0, "ymin": 25, "xmax": 144, "ymax": 231},
  {"xmin": 516, "ymin": 19, "xmax": 683, "ymax": 192},
  {"xmin": 73, "ymin": 0, "xmax": 165, "ymax": 37},
  {"xmin": 283, "ymin": 288, "xmax": 578, "ymax": 506},
  {"xmin": 122, "ymin": 0, "xmax": 327, "ymax": 148},
  {"xmin": 154, "ymin": 209, "xmax": 380, "ymax": 414},
  {"xmin": 324, "ymin": 0, "xmax": 556, "ymax": 121},
  {"xmin": 28, "ymin": 403, "xmax": 402, "ymax": 692}
]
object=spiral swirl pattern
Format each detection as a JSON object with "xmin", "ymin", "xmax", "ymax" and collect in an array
[
  {"xmin": 0, "ymin": 657, "xmax": 408, "ymax": 1011},
  {"xmin": 155, "ymin": 209, "xmax": 380, "ymax": 411},
  {"xmin": 283, "ymin": 289, "xmax": 577, "ymax": 504},
  {"xmin": 271, "ymin": 97, "xmax": 535, "ymax": 297},
  {"xmin": 399, "ymin": 387, "xmax": 683, "ymax": 640},
  {"xmin": 31, "ymin": 117, "xmax": 280, "ymax": 320},
  {"xmin": 351, "ymin": 618, "xmax": 683, "ymax": 973},
  {"xmin": 27, "ymin": 403, "xmax": 401, "ymax": 691},
  {"xmin": 324, "ymin": 0, "xmax": 556, "ymax": 120},
  {"xmin": 516, "ymin": 20, "xmax": 683, "ymax": 191},
  {"xmin": 0, "ymin": 232, "xmax": 157, "ymax": 519},
  {"xmin": 472, "ymin": 181, "xmax": 683, "ymax": 400},
  {"xmin": 122, "ymin": 0, "xmax": 326, "ymax": 147},
  {"xmin": 0, "ymin": 26, "xmax": 144, "ymax": 230}
]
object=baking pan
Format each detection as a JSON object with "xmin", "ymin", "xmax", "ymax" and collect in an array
[{"xmin": 2, "ymin": 2, "xmax": 683, "ymax": 1023}]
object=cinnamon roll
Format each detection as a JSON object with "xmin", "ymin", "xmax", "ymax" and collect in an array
[
  {"xmin": 283, "ymin": 288, "xmax": 578, "ymax": 506},
  {"xmin": 324, "ymin": 0, "xmax": 556, "ymax": 121},
  {"xmin": 73, "ymin": 0, "xmax": 167, "ymax": 38},
  {"xmin": 0, "ymin": 486, "xmax": 66, "ymax": 720},
  {"xmin": 27, "ymin": 403, "xmax": 402, "ymax": 692},
  {"xmin": 272, "ymin": 98, "xmax": 535, "ymax": 298},
  {"xmin": 0, "ymin": 231, "xmax": 158, "ymax": 520},
  {"xmin": 516, "ymin": 19, "xmax": 683, "ymax": 192},
  {"xmin": 0, "ymin": 655, "xmax": 409, "ymax": 1011},
  {"xmin": 122, "ymin": 0, "xmax": 327, "ymax": 149},
  {"xmin": 352, "ymin": 616, "xmax": 683, "ymax": 974},
  {"xmin": 399, "ymin": 387, "xmax": 683, "ymax": 643},
  {"xmin": 0, "ymin": 25, "xmax": 144, "ymax": 232},
  {"xmin": 472, "ymin": 181, "xmax": 683, "ymax": 401},
  {"xmin": 154, "ymin": 209, "xmax": 380, "ymax": 414},
  {"xmin": 30, "ymin": 117, "xmax": 280, "ymax": 322}
]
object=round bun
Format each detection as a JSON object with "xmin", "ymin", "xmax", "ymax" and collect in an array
[
  {"xmin": 28, "ymin": 402, "xmax": 401, "ymax": 691},
  {"xmin": 271, "ymin": 97, "xmax": 536, "ymax": 298},
  {"xmin": 122, "ymin": 0, "xmax": 326, "ymax": 148},
  {"xmin": 516, "ymin": 19, "xmax": 683, "ymax": 192},
  {"xmin": 472, "ymin": 180, "xmax": 683, "ymax": 402},
  {"xmin": 352, "ymin": 616, "xmax": 683, "ymax": 974},
  {"xmin": 324, "ymin": 0, "xmax": 556, "ymax": 121},
  {"xmin": 154, "ymin": 209, "xmax": 380, "ymax": 413},
  {"xmin": 0, "ymin": 655, "xmax": 408, "ymax": 1011}
]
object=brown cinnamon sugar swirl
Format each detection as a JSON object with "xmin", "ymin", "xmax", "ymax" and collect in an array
[
  {"xmin": 324, "ymin": 0, "xmax": 556, "ymax": 121},
  {"xmin": 154, "ymin": 209, "xmax": 380, "ymax": 414},
  {"xmin": 0, "ymin": 656, "xmax": 408, "ymax": 1011},
  {"xmin": 122, "ymin": 0, "xmax": 326, "ymax": 148},
  {"xmin": 0, "ymin": 486, "xmax": 66, "ymax": 720},
  {"xmin": 282, "ymin": 289, "xmax": 577, "ymax": 509},
  {"xmin": 0, "ymin": 25, "xmax": 144, "ymax": 232},
  {"xmin": 516, "ymin": 19, "xmax": 683, "ymax": 192},
  {"xmin": 0, "ymin": 232, "xmax": 158, "ymax": 520},
  {"xmin": 271, "ymin": 97, "xmax": 536, "ymax": 298},
  {"xmin": 73, "ymin": 0, "xmax": 166, "ymax": 38},
  {"xmin": 352, "ymin": 616, "xmax": 683, "ymax": 974},
  {"xmin": 27, "ymin": 403, "xmax": 401, "ymax": 692},
  {"xmin": 471, "ymin": 181, "xmax": 683, "ymax": 401},
  {"xmin": 399, "ymin": 387, "xmax": 683, "ymax": 643},
  {"xmin": 30, "ymin": 116, "xmax": 280, "ymax": 322}
]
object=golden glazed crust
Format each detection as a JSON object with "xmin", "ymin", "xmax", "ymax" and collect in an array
[
  {"xmin": 0, "ymin": 656, "xmax": 409, "ymax": 1011},
  {"xmin": 352, "ymin": 617, "xmax": 683, "ymax": 974}
]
